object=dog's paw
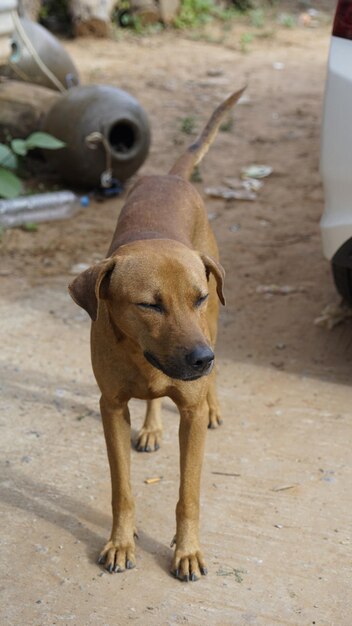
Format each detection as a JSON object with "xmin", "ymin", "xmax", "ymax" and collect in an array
[
  {"xmin": 208, "ymin": 407, "xmax": 223, "ymax": 429},
  {"xmin": 98, "ymin": 539, "xmax": 136, "ymax": 573},
  {"xmin": 171, "ymin": 548, "xmax": 207, "ymax": 582},
  {"xmin": 136, "ymin": 427, "xmax": 162, "ymax": 452}
]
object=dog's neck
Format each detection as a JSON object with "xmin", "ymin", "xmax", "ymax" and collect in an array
[{"xmin": 107, "ymin": 231, "xmax": 189, "ymax": 257}]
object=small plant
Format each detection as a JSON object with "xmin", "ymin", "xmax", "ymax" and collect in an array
[
  {"xmin": 173, "ymin": 0, "xmax": 217, "ymax": 28},
  {"xmin": 112, "ymin": 0, "xmax": 241, "ymax": 32},
  {"xmin": 205, "ymin": 4, "xmax": 240, "ymax": 23},
  {"xmin": 121, "ymin": 12, "xmax": 144, "ymax": 34},
  {"xmin": 39, "ymin": 0, "xmax": 74, "ymax": 37},
  {"xmin": 191, "ymin": 165, "xmax": 203, "ymax": 182},
  {"xmin": 220, "ymin": 117, "xmax": 234, "ymax": 132},
  {"xmin": 278, "ymin": 13, "xmax": 295, "ymax": 28},
  {"xmin": 232, "ymin": 0, "xmax": 253, "ymax": 10},
  {"xmin": 0, "ymin": 132, "xmax": 65, "ymax": 199},
  {"xmin": 21, "ymin": 222, "xmax": 39, "ymax": 232},
  {"xmin": 239, "ymin": 31, "xmax": 253, "ymax": 52},
  {"xmin": 249, "ymin": 8, "xmax": 265, "ymax": 28},
  {"xmin": 181, "ymin": 116, "xmax": 196, "ymax": 135}
]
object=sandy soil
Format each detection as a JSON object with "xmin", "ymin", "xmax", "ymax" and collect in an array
[{"xmin": 1, "ymin": 8, "xmax": 352, "ymax": 625}]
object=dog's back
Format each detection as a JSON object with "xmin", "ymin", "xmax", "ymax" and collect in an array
[{"xmin": 107, "ymin": 87, "xmax": 245, "ymax": 257}]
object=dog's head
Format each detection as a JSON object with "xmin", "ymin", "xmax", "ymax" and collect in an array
[{"xmin": 69, "ymin": 240, "xmax": 225, "ymax": 381}]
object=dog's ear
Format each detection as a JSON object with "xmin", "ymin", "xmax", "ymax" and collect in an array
[
  {"xmin": 68, "ymin": 257, "xmax": 116, "ymax": 321},
  {"xmin": 200, "ymin": 254, "xmax": 226, "ymax": 305}
]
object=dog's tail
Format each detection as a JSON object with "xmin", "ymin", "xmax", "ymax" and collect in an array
[{"xmin": 169, "ymin": 86, "xmax": 246, "ymax": 180}]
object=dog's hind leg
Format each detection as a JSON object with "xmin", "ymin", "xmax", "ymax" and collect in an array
[
  {"xmin": 136, "ymin": 398, "xmax": 163, "ymax": 452},
  {"xmin": 207, "ymin": 371, "xmax": 223, "ymax": 429}
]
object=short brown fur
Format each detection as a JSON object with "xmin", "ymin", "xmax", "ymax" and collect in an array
[{"xmin": 69, "ymin": 88, "xmax": 244, "ymax": 581}]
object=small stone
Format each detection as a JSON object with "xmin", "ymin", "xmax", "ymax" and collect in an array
[
  {"xmin": 229, "ymin": 224, "xmax": 241, "ymax": 233},
  {"xmin": 207, "ymin": 68, "xmax": 224, "ymax": 77},
  {"xmin": 21, "ymin": 455, "xmax": 32, "ymax": 463},
  {"xmin": 69, "ymin": 263, "xmax": 90, "ymax": 275}
]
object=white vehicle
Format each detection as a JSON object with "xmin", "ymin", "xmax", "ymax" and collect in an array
[{"xmin": 320, "ymin": 0, "xmax": 352, "ymax": 302}]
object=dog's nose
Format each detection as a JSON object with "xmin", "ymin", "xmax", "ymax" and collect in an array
[{"xmin": 186, "ymin": 345, "xmax": 214, "ymax": 372}]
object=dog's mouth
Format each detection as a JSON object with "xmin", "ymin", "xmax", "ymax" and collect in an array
[{"xmin": 143, "ymin": 351, "xmax": 213, "ymax": 381}]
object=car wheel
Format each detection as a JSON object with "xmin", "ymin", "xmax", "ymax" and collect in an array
[{"xmin": 332, "ymin": 263, "xmax": 352, "ymax": 304}]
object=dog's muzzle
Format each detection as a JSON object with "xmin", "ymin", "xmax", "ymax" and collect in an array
[{"xmin": 144, "ymin": 345, "xmax": 214, "ymax": 381}]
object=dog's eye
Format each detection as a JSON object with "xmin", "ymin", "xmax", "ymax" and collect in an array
[
  {"xmin": 137, "ymin": 302, "xmax": 164, "ymax": 313},
  {"xmin": 195, "ymin": 294, "xmax": 209, "ymax": 308}
]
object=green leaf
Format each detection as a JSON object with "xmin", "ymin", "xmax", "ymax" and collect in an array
[
  {"xmin": 0, "ymin": 167, "xmax": 22, "ymax": 198},
  {"xmin": 25, "ymin": 132, "xmax": 66, "ymax": 150},
  {"xmin": 0, "ymin": 144, "xmax": 18, "ymax": 170},
  {"xmin": 21, "ymin": 222, "xmax": 38, "ymax": 232},
  {"xmin": 11, "ymin": 138, "xmax": 28, "ymax": 156}
]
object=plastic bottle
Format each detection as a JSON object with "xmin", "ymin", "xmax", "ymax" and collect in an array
[{"xmin": 0, "ymin": 190, "xmax": 89, "ymax": 228}]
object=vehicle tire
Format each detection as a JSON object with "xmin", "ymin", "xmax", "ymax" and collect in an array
[{"xmin": 332, "ymin": 263, "xmax": 352, "ymax": 304}]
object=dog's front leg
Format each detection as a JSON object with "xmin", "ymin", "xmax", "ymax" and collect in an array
[
  {"xmin": 172, "ymin": 400, "xmax": 208, "ymax": 582},
  {"xmin": 98, "ymin": 396, "xmax": 136, "ymax": 573}
]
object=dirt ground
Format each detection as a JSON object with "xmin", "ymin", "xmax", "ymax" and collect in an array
[{"xmin": 1, "ymin": 6, "xmax": 352, "ymax": 626}]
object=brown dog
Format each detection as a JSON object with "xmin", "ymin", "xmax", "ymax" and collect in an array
[{"xmin": 69, "ymin": 88, "xmax": 244, "ymax": 581}]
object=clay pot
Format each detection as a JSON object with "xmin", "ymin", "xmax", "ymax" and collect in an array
[
  {"xmin": 42, "ymin": 84, "xmax": 151, "ymax": 187},
  {"xmin": 8, "ymin": 17, "xmax": 80, "ymax": 91}
]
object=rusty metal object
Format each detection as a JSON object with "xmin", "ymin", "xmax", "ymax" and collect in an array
[
  {"xmin": 42, "ymin": 84, "xmax": 151, "ymax": 187},
  {"xmin": 8, "ymin": 16, "xmax": 80, "ymax": 91}
]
